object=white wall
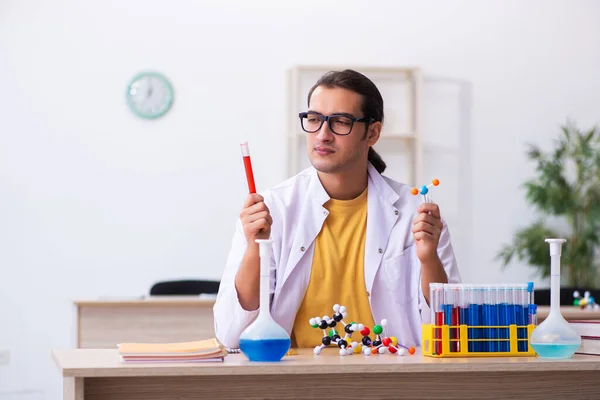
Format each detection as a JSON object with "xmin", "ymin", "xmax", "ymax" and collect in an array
[{"xmin": 1, "ymin": 0, "xmax": 599, "ymax": 397}]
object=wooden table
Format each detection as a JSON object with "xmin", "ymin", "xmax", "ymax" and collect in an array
[
  {"xmin": 74, "ymin": 296, "xmax": 600, "ymax": 348},
  {"xmin": 53, "ymin": 347, "xmax": 600, "ymax": 399},
  {"xmin": 74, "ymin": 296, "xmax": 216, "ymax": 348},
  {"xmin": 536, "ymin": 306, "xmax": 600, "ymax": 323},
  {"xmin": 74, "ymin": 297, "xmax": 599, "ymax": 349}
]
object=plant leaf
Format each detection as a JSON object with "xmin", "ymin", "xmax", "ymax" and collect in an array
[
  {"xmin": 499, "ymin": 121, "xmax": 600, "ymax": 287},
  {"xmin": 496, "ymin": 221, "xmax": 561, "ymax": 280}
]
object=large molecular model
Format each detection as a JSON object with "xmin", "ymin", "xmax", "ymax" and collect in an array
[
  {"xmin": 308, "ymin": 304, "xmax": 416, "ymax": 356},
  {"xmin": 573, "ymin": 290, "xmax": 599, "ymax": 310}
]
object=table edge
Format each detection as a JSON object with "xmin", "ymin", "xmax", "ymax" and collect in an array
[{"xmin": 55, "ymin": 355, "xmax": 600, "ymax": 378}]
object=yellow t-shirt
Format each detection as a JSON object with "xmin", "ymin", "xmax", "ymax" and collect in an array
[{"xmin": 291, "ymin": 187, "xmax": 375, "ymax": 348}]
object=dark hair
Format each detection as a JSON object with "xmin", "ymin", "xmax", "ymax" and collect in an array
[{"xmin": 307, "ymin": 69, "xmax": 387, "ymax": 174}]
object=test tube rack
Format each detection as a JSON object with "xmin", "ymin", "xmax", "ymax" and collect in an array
[
  {"xmin": 423, "ymin": 282, "xmax": 538, "ymax": 358},
  {"xmin": 421, "ymin": 323, "xmax": 536, "ymax": 358}
]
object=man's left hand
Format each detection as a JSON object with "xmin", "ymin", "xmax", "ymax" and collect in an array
[{"xmin": 412, "ymin": 203, "xmax": 443, "ymax": 264}]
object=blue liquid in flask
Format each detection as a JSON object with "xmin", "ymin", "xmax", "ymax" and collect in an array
[
  {"xmin": 530, "ymin": 343, "xmax": 581, "ymax": 359},
  {"xmin": 239, "ymin": 338, "xmax": 291, "ymax": 362},
  {"xmin": 238, "ymin": 239, "xmax": 291, "ymax": 362}
]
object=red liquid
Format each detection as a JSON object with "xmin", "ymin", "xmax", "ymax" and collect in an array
[
  {"xmin": 243, "ymin": 156, "xmax": 256, "ymax": 193},
  {"xmin": 434, "ymin": 312, "xmax": 444, "ymax": 355},
  {"xmin": 452, "ymin": 306, "xmax": 460, "ymax": 352}
]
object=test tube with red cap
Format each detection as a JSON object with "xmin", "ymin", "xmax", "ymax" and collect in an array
[{"xmin": 240, "ymin": 141, "xmax": 256, "ymax": 194}]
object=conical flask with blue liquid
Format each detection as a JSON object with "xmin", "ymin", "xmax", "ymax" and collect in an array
[
  {"xmin": 529, "ymin": 238, "xmax": 581, "ymax": 359},
  {"xmin": 238, "ymin": 239, "xmax": 291, "ymax": 361}
]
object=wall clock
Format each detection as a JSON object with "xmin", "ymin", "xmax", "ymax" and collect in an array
[{"xmin": 126, "ymin": 71, "xmax": 174, "ymax": 119}]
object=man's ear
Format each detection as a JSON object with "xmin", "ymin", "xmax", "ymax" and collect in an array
[{"xmin": 366, "ymin": 121, "xmax": 382, "ymax": 147}]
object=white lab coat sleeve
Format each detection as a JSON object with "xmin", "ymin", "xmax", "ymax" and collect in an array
[
  {"xmin": 418, "ymin": 217, "xmax": 462, "ymax": 324},
  {"xmin": 213, "ymin": 217, "xmax": 277, "ymax": 349}
]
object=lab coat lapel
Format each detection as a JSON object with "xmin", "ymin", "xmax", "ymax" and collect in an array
[
  {"xmin": 281, "ymin": 169, "xmax": 329, "ymax": 287},
  {"xmin": 364, "ymin": 164, "xmax": 401, "ymax": 294}
]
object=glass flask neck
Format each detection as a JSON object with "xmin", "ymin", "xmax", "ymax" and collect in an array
[
  {"xmin": 259, "ymin": 271, "xmax": 271, "ymax": 318},
  {"xmin": 550, "ymin": 254, "xmax": 561, "ymax": 314},
  {"xmin": 545, "ymin": 238, "xmax": 566, "ymax": 315},
  {"xmin": 256, "ymin": 239, "xmax": 274, "ymax": 319}
]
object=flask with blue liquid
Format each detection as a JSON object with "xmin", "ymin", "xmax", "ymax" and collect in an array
[
  {"xmin": 238, "ymin": 239, "xmax": 291, "ymax": 361},
  {"xmin": 529, "ymin": 238, "xmax": 581, "ymax": 359}
]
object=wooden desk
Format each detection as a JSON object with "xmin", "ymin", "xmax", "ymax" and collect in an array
[
  {"xmin": 74, "ymin": 296, "xmax": 216, "ymax": 348},
  {"xmin": 53, "ymin": 347, "xmax": 600, "ymax": 399},
  {"xmin": 74, "ymin": 298, "xmax": 599, "ymax": 349},
  {"xmin": 536, "ymin": 306, "xmax": 600, "ymax": 323}
]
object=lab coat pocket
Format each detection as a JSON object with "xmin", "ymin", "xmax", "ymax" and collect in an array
[{"xmin": 381, "ymin": 244, "xmax": 419, "ymax": 305}]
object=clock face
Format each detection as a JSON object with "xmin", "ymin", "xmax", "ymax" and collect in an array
[{"xmin": 126, "ymin": 72, "xmax": 174, "ymax": 119}]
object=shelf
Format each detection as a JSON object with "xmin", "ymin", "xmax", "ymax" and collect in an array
[
  {"xmin": 381, "ymin": 132, "xmax": 416, "ymax": 139},
  {"xmin": 289, "ymin": 132, "xmax": 415, "ymax": 139},
  {"xmin": 291, "ymin": 65, "xmax": 418, "ymax": 74}
]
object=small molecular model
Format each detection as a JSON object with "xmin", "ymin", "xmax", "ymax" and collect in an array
[
  {"xmin": 412, "ymin": 178, "xmax": 440, "ymax": 202},
  {"xmin": 308, "ymin": 304, "xmax": 416, "ymax": 356},
  {"xmin": 573, "ymin": 291, "xmax": 599, "ymax": 310}
]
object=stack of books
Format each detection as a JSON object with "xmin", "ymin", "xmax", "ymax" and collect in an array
[
  {"xmin": 117, "ymin": 338, "xmax": 228, "ymax": 363},
  {"xmin": 570, "ymin": 320, "xmax": 600, "ymax": 356}
]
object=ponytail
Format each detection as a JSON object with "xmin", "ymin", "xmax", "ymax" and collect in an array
[{"xmin": 368, "ymin": 147, "xmax": 386, "ymax": 174}]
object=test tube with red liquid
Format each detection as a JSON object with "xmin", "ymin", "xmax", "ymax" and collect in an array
[
  {"xmin": 443, "ymin": 284, "xmax": 460, "ymax": 352},
  {"xmin": 240, "ymin": 141, "xmax": 256, "ymax": 194},
  {"xmin": 453, "ymin": 285, "xmax": 461, "ymax": 352},
  {"xmin": 430, "ymin": 283, "xmax": 444, "ymax": 355}
]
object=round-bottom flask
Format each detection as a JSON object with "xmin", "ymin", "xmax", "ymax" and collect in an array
[
  {"xmin": 239, "ymin": 239, "xmax": 291, "ymax": 361},
  {"xmin": 529, "ymin": 239, "xmax": 581, "ymax": 359}
]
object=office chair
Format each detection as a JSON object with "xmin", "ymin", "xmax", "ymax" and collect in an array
[{"xmin": 149, "ymin": 279, "xmax": 220, "ymax": 296}]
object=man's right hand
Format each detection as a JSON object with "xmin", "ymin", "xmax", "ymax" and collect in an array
[
  {"xmin": 239, "ymin": 193, "xmax": 272, "ymax": 243},
  {"xmin": 235, "ymin": 194, "xmax": 273, "ymax": 311}
]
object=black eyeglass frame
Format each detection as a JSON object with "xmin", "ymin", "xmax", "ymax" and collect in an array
[{"xmin": 298, "ymin": 111, "xmax": 375, "ymax": 136}]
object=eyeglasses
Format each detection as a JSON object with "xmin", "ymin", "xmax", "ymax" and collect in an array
[{"xmin": 299, "ymin": 111, "xmax": 374, "ymax": 136}]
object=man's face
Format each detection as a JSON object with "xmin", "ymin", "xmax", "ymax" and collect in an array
[{"xmin": 305, "ymin": 86, "xmax": 377, "ymax": 174}]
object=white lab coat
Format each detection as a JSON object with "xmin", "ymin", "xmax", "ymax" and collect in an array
[{"xmin": 213, "ymin": 163, "xmax": 461, "ymax": 349}]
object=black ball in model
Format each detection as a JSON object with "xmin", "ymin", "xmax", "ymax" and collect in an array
[
  {"xmin": 362, "ymin": 336, "xmax": 372, "ymax": 346},
  {"xmin": 319, "ymin": 320, "xmax": 328, "ymax": 329},
  {"xmin": 322, "ymin": 336, "xmax": 332, "ymax": 346},
  {"xmin": 337, "ymin": 339, "xmax": 348, "ymax": 348},
  {"xmin": 333, "ymin": 313, "xmax": 343, "ymax": 322},
  {"xmin": 344, "ymin": 325, "xmax": 354, "ymax": 334},
  {"xmin": 332, "ymin": 334, "xmax": 341, "ymax": 342},
  {"xmin": 373, "ymin": 339, "xmax": 382, "ymax": 347},
  {"xmin": 328, "ymin": 320, "xmax": 337, "ymax": 328}
]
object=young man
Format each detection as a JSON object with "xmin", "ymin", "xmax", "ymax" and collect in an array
[{"xmin": 214, "ymin": 69, "xmax": 461, "ymax": 350}]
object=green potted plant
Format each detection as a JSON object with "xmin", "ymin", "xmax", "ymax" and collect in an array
[{"xmin": 496, "ymin": 121, "xmax": 600, "ymax": 304}]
